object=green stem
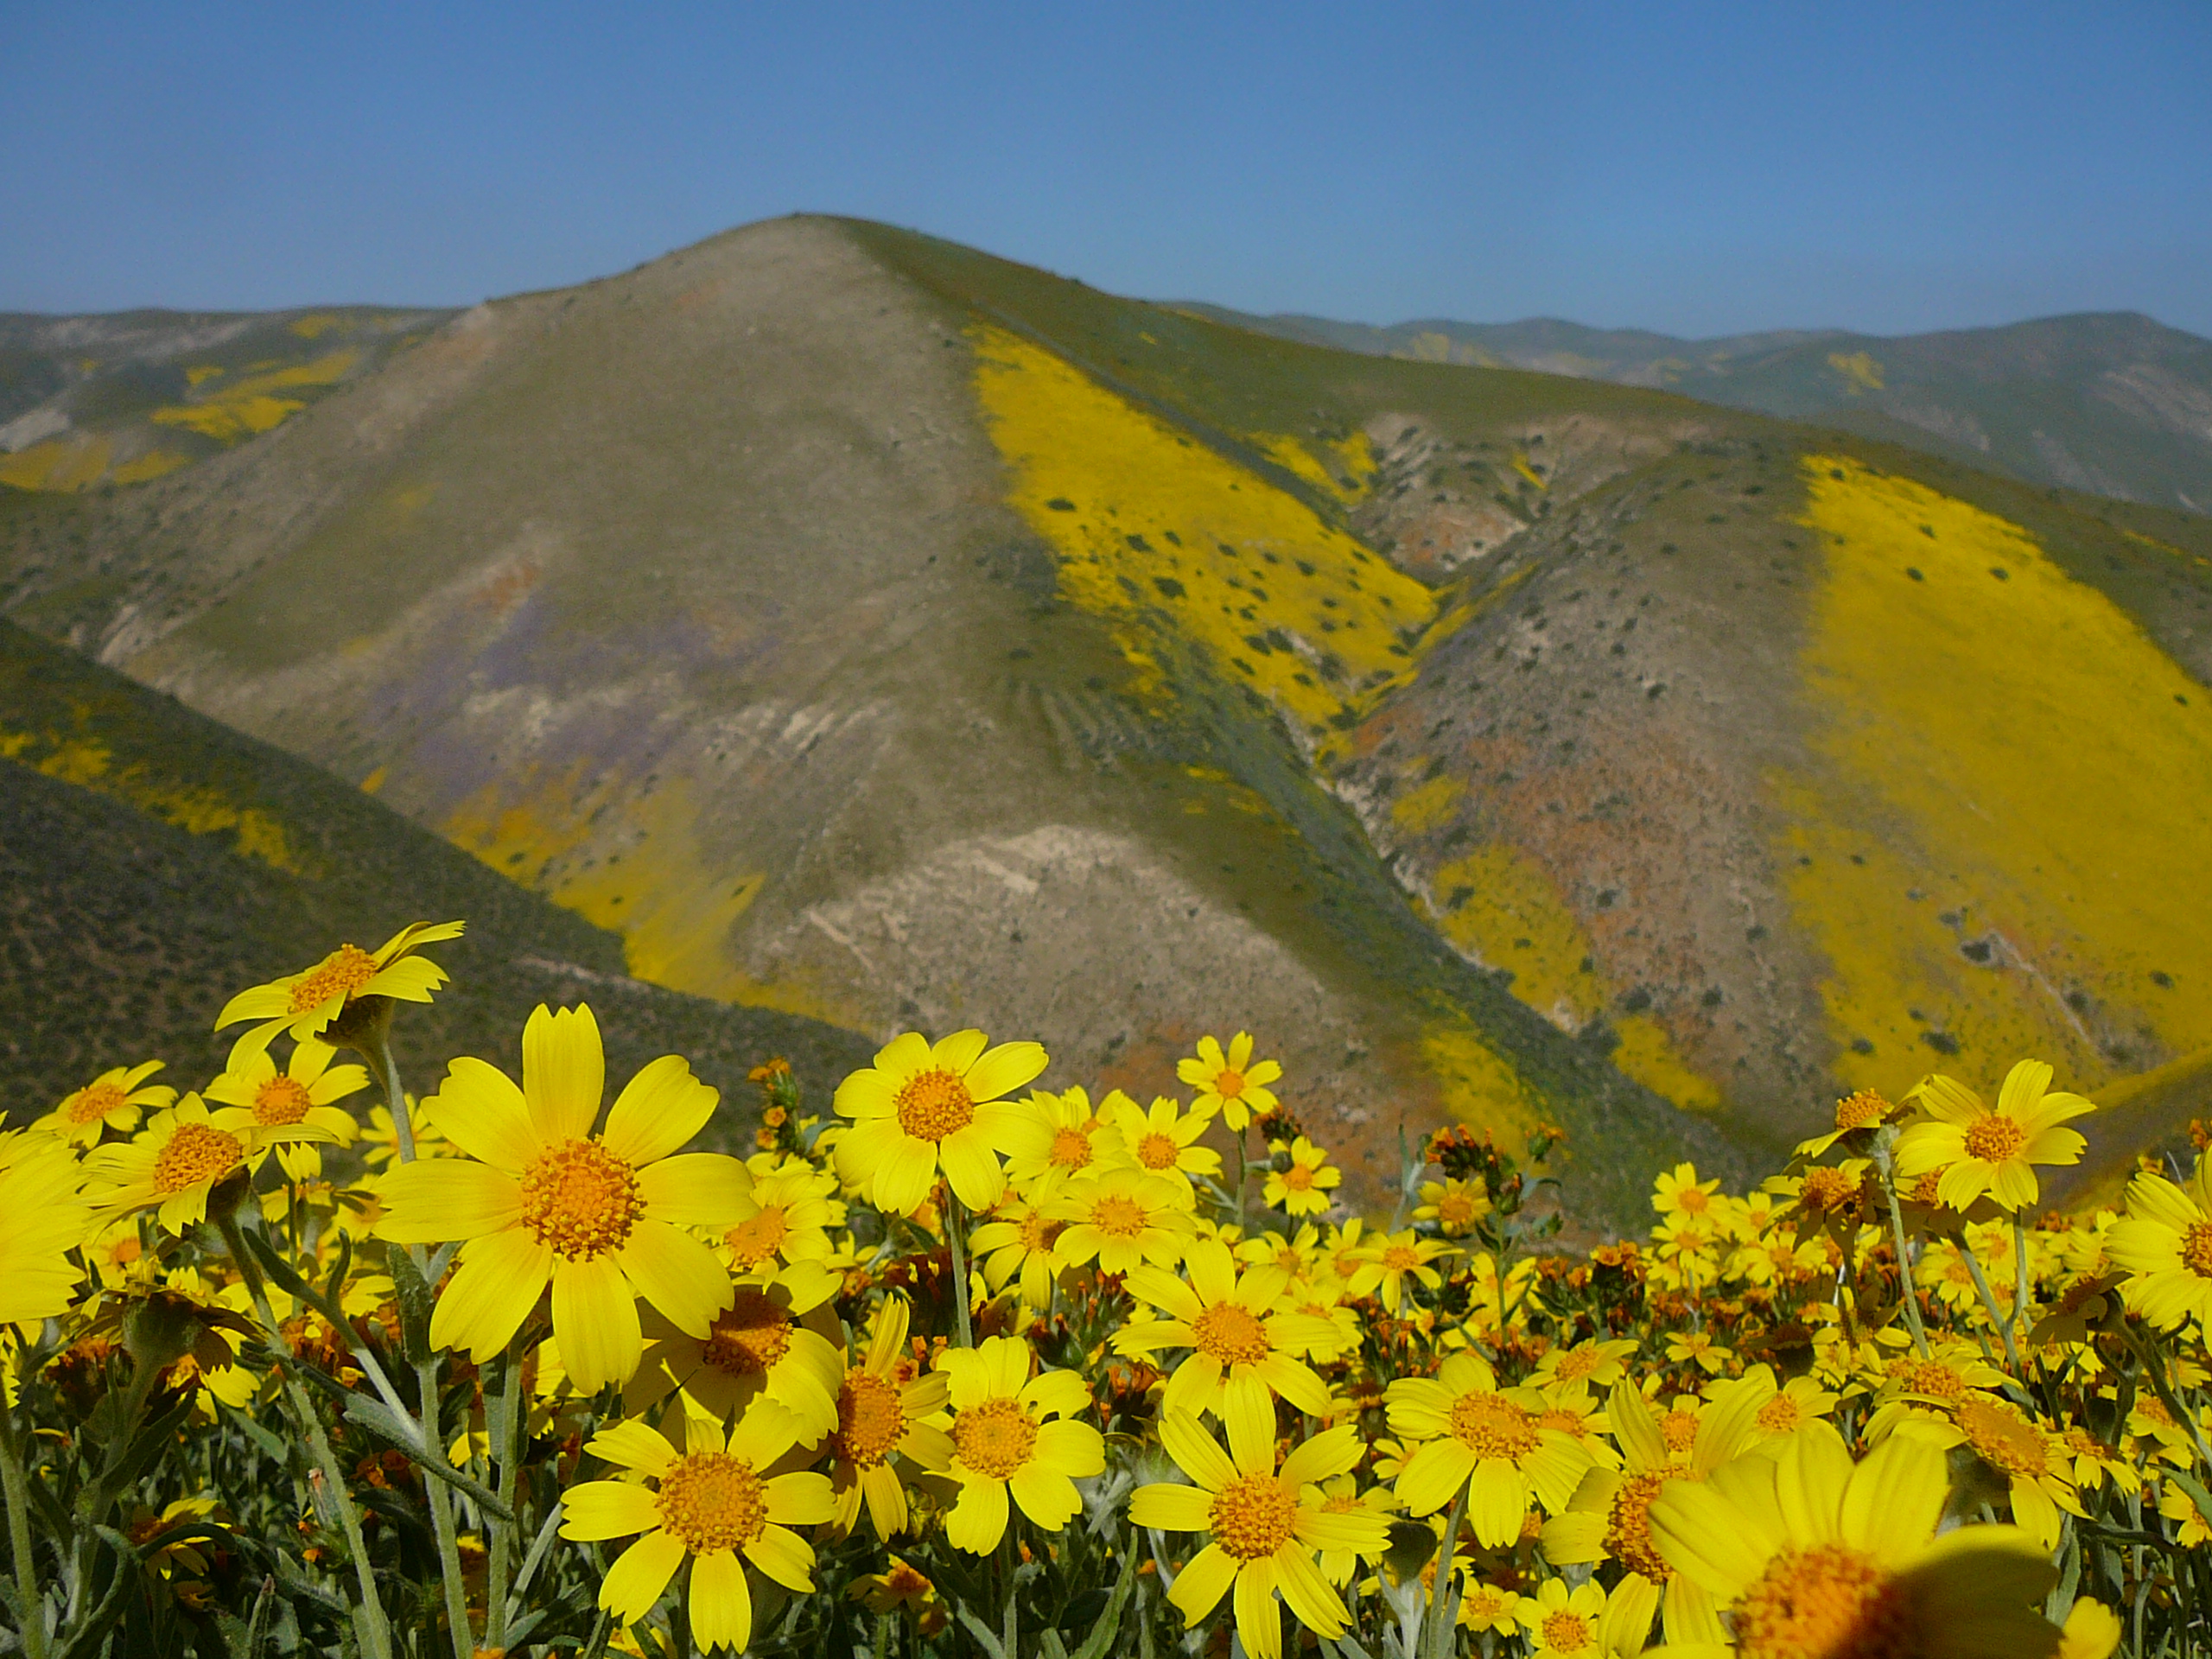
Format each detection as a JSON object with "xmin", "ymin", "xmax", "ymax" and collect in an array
[
  {"xmin": 1427, "ymin": 1478, "xmax": 1469, "ymax": 1659},
  {"xmin": 373, "ymin": 1036, "xmax": 419, "ymax": 1166},
  {"xmin": 485, "ymin": 1346, "xmax": 527, "ymax": 1650},
  {"xmin": 2127, "ymin": 1326, "xmax": 2212, "ymax": 1474},
  {"xmin": 215, "ymin": 1216, "xmax": 393, "ymax": 1659},
  {"xmin": 1877, "ymin": 1163, "xmax": 1931, "ymax": 1358},
  {"xmin": 2012, "ymin": 1214, "xmax": 2032, "ymax": 1339},
  {"xmin": 0, "ymin": 1379, "xmax": 49, "ymax": 1659},
  {"xmin": 1232, "ymin": 1132, "xmax": 1248, "ymax": 1234},
  {"xmin": 944, "ymin": 1193, "xmax": 975, "ymax": 1349},
  {"xmin": 1953, "ymin": 1230, "xmax": 2021, "ymax": 1371}
]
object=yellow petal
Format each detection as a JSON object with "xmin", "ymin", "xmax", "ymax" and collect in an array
[
  {"xmin": 636, "ymin": 1153, "xmax": 751, "ymax": 1229},
  {"xmin": 944, "ymin": 1476, "xmax": 1009, "ymax": 1554},
  {"xmin": 523, "ymin": 1003, "xmax": 604, "ymax": 1146},
  {"xmin": 742, "ymin": 1522, "xmax": 817, "ymax": 1591},
  {"xmin": 376, "ymin": 1160, "xmax": 524, "ymax": 1243},
  {"xmin": 423, "ymin": 1058, "xmax": 542, "ymax": 1171},
  {"xmin": 962, "ymin": 1039, "xmax": 1049, "ymax": 1103},
  {"xmin": 602, "ymin": 1055, "xmax": 718, "ymax": 1166},
  {"xmin": 1169, "ymin": 1543, "xmax": 1238, "ymax": 1624},
  {"xmin": 558, "ymin": 1478, "xmax": 662, "ymax": 1541},
  {"xmin": 687, "ymin": 1549, "xmax": 753, "ymax": 1653},
  {"xmin": 616, "ymin": 1219, "xmax": 733, "ymax": 1338},
  {"xmin": 429, "ymin": 1227, "xmax": 553, "ymax": 1361},
  {"xmin": 553, "ymin": 1254, "xmax": 642, "ymax": 1392},
  {"xmin": 598, "ymin": 1529, "xmax": 684, "ymax": 1624},
  {"xmin": 1128, "ymin": 1482, "xmax": 1214, "ymax": 1532},
  {"xmin": 587, "ymin": 1417, "xmax": 678, "ymax": 1478}
]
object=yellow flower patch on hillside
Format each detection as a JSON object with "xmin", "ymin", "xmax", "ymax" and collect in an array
[
  {"xmin": 151, "ymin": 351, "xmax": 358, "ymax": 444},
  {"xmin": 1781, "ymin": 454, "xmax": 2212, "ymax": 1088},
  {"xmin": 0, "ymin": 727, "xmax": 299, "ymax": 870},
  {"xmin": 969, "ymin": 327, "xmax": 1442, "ymax": 735},
  {"xmin": 0, "ymin": 434, "xmax": 111, "ymax": 492}
]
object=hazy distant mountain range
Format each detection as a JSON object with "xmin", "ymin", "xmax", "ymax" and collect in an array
[
  {"xmin": 1181, "ymin": 305, "xmax": 2212, "ymax": 515},
  {"xmin": 3, "ymin": 220, "xmax": 2209, "ymax": 1222}
]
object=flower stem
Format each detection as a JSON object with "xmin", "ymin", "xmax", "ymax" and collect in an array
[
  {"xmin": 0, "ymin": 1380, "xmax": 49, "ymax": 1659},
  {"xmin": 1953, "ymin": 1230, "xmax": 2021, "ymax": 1371},
  {"xmin": 1878, "ymin": 1173, "xmax": 1932, "ymax": 1359},
  {"xmin": 1426, "ymin": 1478, "xmax": 1469, "ymax": 1659},
  {"xmin": 373, "ymin": 1035, "xmax": 418, "ymax": 1165},
  {"xmin": 485, "ymin": 1344, "xmax": 527, "ymax": 1651},
  {"xmin": 944, "ymin": 1192, "xmax": 975, "ymax": 1348},
  {"xmin": 1232, "ymin": 1133, "xmax": 1248, "ymax": 1234}
]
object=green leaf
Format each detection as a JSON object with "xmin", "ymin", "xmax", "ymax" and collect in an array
[
  {"xmin": 955, "ymin": 1605, "xmax": 1009, "ymax": 1659},
  {"xmin": 341, "ymin": 1395, "xmax": 515, "ymax": 1522},
  {"xmin": 385, "ymin": 1243, "xmax": 439, "ymax": 1367},
  {"xmin": 1068, "ymin": 1548, "xmax": 1141, "ymax": 1659}
]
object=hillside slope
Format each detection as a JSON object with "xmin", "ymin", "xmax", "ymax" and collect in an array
[
  {"xmin": 4, "ymin": 218, "xmax": 2209, "ymax": 1219},
  {"xmin": 0, "ymin": 614, "xmax": 870, "ymax": 1127},
  {"xmin": 1188, "ymin": 306, "xmax": 2212, "ymax": 515}
]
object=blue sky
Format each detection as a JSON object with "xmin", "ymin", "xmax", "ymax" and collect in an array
[{"xmin": 4, "ymin": 2, "xmax": 2208, "ymax": 337}]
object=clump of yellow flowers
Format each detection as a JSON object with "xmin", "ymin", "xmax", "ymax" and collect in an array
[{"xmin": 0, "ymin": 922, "xmax": 2200, "ymax": 1659}]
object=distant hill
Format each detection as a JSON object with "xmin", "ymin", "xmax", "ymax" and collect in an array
[
  {"xmin": 0, "ymin": 613, "xmax": 871, "ymax": 1130},
  {"xmin": 0, "ymin": 306, "xmax": 454, "ymax": 493},
  {"xmin": 1181, "ymin": 306, "xmax": 2212, "ymax": 515},
  {"xmin": 3, "ymin": 218, "xmax": 2209, "ymax": 1223}
]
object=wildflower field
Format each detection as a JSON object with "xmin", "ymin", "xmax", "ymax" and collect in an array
[{"xmin": 3, "ymin": 922, "xmax": 2207, "ymax": 1658}]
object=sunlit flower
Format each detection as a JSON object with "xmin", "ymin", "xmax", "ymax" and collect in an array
[
  {"xmin": 969, "ymin": 1194, "xmax": 1067, "ymax": 1310},
  {"xmin": 0, "ymin": 1129, "xmax": 88, "ymax": 1324},
  {"xmin": 823, "ymin": 1296, "xmax": 952, "ymax": 1538},
  {"xmin": 1176, "ymin": 1032, "xmax": 1281, "ymax": 1134},
  {"xmin": 2107, "ymin": 1154, "xmax": 2212, "ymax": 1332},
  {"xmin": 1261, "ymin": 1136, "xmax": 1341, "ymax": 1217},
  {"xmin": 1103, "ymin": 1092, "xmax": 1222, "ymax": 1192},
  {"xmin": 1529, "ymin": 1338, "xmax": 1638, "ymax": 1395},
  {"xmin": 1900, "ymin": 1395, "xmax": 2083, "ymax": 1549},
  {"xmin": 85, "ymin": 1094, "xmax": 334, "ymax": 1235},
  {"xmin": 1002, "ymin": 1085, "xmax": 1113, "ymax": 1198},
  {"xmin": 1794, "ymin": 1087, "xmax": 1902, "ymax": 1159},
  {"xmin": 937, "ymin": 1336, "xmax": 1103, "ymax": 1553},
  {"xmin": 1895, "ymin": 1060, "xmax": 2094, "ymax": 1212},
  {"xmin": 376, "ymin": 1003, "xmax": 746, "ymax": 1392},
  {"xmin": 1517, "ymin": 1576, "xmax": 1621, "ymax": 1659},
  {"xmin": 1344, "ymin": 1229, "xmax": 1455, "ymax": 1313},
  {"xmin": 1307, "ymin": 1473, "xmax": 1396, "ymax": 1586},
  {"xmin": 33, "ymin": 1061, "xmax": 174, "ymax": 1147},
  {"xmin": 1650, "ymin": 1421, "xmax": 2062, "ymax": 1659},
  {"xmin": 559, "ymin": 1401, "xmax": 835, "ymax": 1652},
  {"xmin": 1652, "ymin": 1161, "xmax": 1721, "ymax": 1224},
  {"xmin": 215, "ymin": 920, "xmax": 465, "ymax": 1051},
  {"xmin": 847, "ymin": 1557, "xmax": 948, "ymax": 1635},
  {"xmin": 1130, "ymin": 1412, "xmax": 1386, "ymax": 1659},
  {"xmin": 1458, "ymin": 1580, "xmax": 1526, "ymax": 1636},
  {"xmin": 718, "ymin": 1164, "xmax": 836, "ymax": 1272},
  {"xmin": 626, "ymin": 1262, "xmax": 843, "ymax": 1444},
  {"xmin": 1115, "ymin": 1236, "xmax": 1336, "ymax": 1424},
  {"xmin": 1044, "ymin": 1167, "xmax": 1198, "ymax": 1275},
  {"xmin": 1386, "ymin": 1351, "xmax": 1592, "ymax": 1542},
  {"xmin": 205, "ymin": 1034, "xmax": 366, "ymax": 1180},
  {"xmin": 833, "ymin": 1030, "xmax": 1050, "ymax": 1215},
  {"xmin": 1413, "ymin": 1176, "xmax": 1491, "ymax": 1236}
]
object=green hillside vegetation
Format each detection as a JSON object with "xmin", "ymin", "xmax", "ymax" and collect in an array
[
  {"xmin": 2, "ymin": 218, "xmax": 2208, "ymax": 1222},
  {"xmin": 0, "ymin": 305, "xmax": 454, "ymax": 492},
  {"xmin": 0, "ymin": 613, "xmax": 870, "ymax": 1126},
  {"xmin": 1187, "ymin": 304, "xmax": 2212, "ymax": 515}
]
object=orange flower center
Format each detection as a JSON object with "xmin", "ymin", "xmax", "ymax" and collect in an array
[
  {"xmin": 724, "ymin": 1208, "xmax": 791, "ymax": 1269},
  {"xmin": 1801, "ymin": 1167, "xmax": 1855, "ymax": 1211},
  {"xmin": 1659, "ymin": 1409, "xmax": 1700, "ymax": 1453},
  {"xmin": 67, "ymin": 1081, "xmax": 128, "ymax": 1125},
  {"xmin": 834, "ymin": 1370, "xmax": 906, "ymax": 1466},
  {"xmin": 1731, "ymin": 1543, "xmax": 1908, "ymax": 1659},
  {"xmin": 1461, "ymin": 1587, "xmax": 1510, "ymax": 1626},
  {"xmin": 1897, "ymin": 1360, "xmax": 1966, "ymax": 1400},
  {"xmin": 1555, "ymin": 1347, "xmax": 1601, "ymax": 1382},
  {"xmin": 1090, "ymin": 1192, "xmax": 1150, "ymax": 1238},
  {"xmin": 1834, "ymin": 1090, "xmax": 1891, "ymax": 1131},
  {"xmin": 702, "ymin": 1288, "xmax": 793, "ymax": 1375},
  {"xmin": 1541, "ymin": 1611, "xmax": 1592, "ymax": 1652},
  {"xmin": 2182, "ymin": 1221, "xmax": 2212, "ymax": 1279},
  {"xmin": 894, "ymin": 1069, "xmax": 976, "ymax": 1142},
  {"xmin": 1439, "ymin": 1190, "xmax": 1483, "ymax": 1225},
  {"xmin": 1756, "ymin": 1395, "xmax": 1803, "ymax": 1434},
  {"xmin": 1963, "ymin": 1115, "xmax": 2026, "ymax": 1162},
  {"xmin": 1016, "ymin": 1211, "xmax": 1065, "ymax": 1254},
  {"xmin": 1382, "ymin": 1244, "xmax": 1421, "ymax": 1272},
  {"xmin": 153, "ymin": 1124, "xmax": 245, "ymax": 1195},
  {"xmin": 1281, "ymin": 1163, "xmax": 1316, "ymax": 1192},
  {"xmin": 518, "ymin": 1139, "xmax": 641, "ymax": 1260},
  {"xmin": 1908, "ymin": 1168, "xmax": 1947, "ymax": 1205},
  {"xmin": 1192, "ymin": 1301, "xmax": 1272, "ymax": 1366},
  {"xmin": 655, "ymin": 1452, "xmax": 768, "ymax": 1554},
  {"xmin": 1208, "ymin": 1471, "xmax": 1297, "ymax": 1559},
  {"xmin": 288, "ymin": 944, "xmax": 379, "ymax": 1014},
  {"xmin": 253, "ymin": 1075, "xmax": 315, "ymax": 1127},
  {"xmin": 1048, "ymin": 1127, "xmax": 1095, "ymax": 1170},
  {"xmin": 951, "ymin": 1396, "xmax": 1037, "ymax": 1480},
  {"xmin": 1674, "ymin": 1185, "xmax": 1712, "ymax": 1216},
  {"xmin": 1135, "ymin": 1132, "xmax": 1180, "ymax": 1170},
  {"xmin": 1215, "ymin": 1069, "xmax": 1247, "ymax": 1099},
  {"xmin": 1448, "ymin": 1392, "xmax": 1540, "ymax": 1459},
  {"xmin": 1604, "ymin": 1470, "xmax": 1675, "ymax": 1581},
  {"xmin": 1956, "ymin": 1396, "xmax": 2050, "ymax": 1480}
]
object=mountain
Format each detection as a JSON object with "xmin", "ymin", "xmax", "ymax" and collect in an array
[
  {"xmin": 0, "ymin": 306, "xmax": 454, "ymax": 493},
  {"xmin": 3, "ymin": 216, "xmax": 2209, "ymax": 1224},
  {"xmin": 0, "ymin": 611, "xmax": 871, "ymax": 1130},
  {"xmin": 1181, "ymin": 306, "xmax": 2212, "ymax": 515}
]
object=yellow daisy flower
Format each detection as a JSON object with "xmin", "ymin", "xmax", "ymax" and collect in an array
[
  {"xmin": 1459, "ymin": 1580, "xmax": 1526, "ymax": 1637},
  {"xmin": 1307, "ymin": 1473, "xmax": 1397, "ymax": 1586},
  {"xmin": 1002, "ymin": 1085, "xmax": 1114, "ymax": 1198},
  {"xmin": 1043, "ymin": 1167, "xmax": 1198, "ymax": 1276},
  {"xmin": 1651, "ymin": 1162, "xmax": 1720, "ymax": 1223},
  {"xmin": 1262, "ymin": 1136, "xmax": 1341, "ymax": 1217},
  {"xmin": 937, "ymin": 1335, "xmax": 1103, "ymax": 1553},
  {"xmin": 718, "ymin": 1165, "xmax": 836, "ymax": 1273},
  {"xmin": 1385, "ymin": 1351, "xmax": 1592, "ymax": 1543},
  {"xmin": 1517, "ymin": 1576, "xmax": 1618, "ymax": 1658},
  {"xmin": 832, "ymin": 1030, "xmax": 1050, "ymax": 1215},
  {"xmin": 1895, "ymin": 1059, "xmax": 2094, "ymax": 1212},
  {"xmin": 375, "ymin": 1003, "xmax": 747, "ymax": 1392},
  {"xmin": 1280, "ymin": 1267, "xmax": 1363, "ymax": 1364},
  {"xmin": 558, "ymin": 1401, "xmax": 835, "ymax": 1652},
  {"xmin": 214, "ymin": 919, "xmax": 465, "ymax": 1051},
  {"xmin": 1130, "ymin": 1411, "xmax": 1386, "ymax": 1659},
  {"xmin": 84, "ymin": 1094, "xmax": 334, "ymax": 1235},
  {"xmin": 2059, "ymin": 1599, "xmax": 2124, "ymax": 1659},
  {"xmin": 1649, "ymin": 1421, "xmax": 2062, "ymax": 1659},
  {"xmin": 2106, "ymin": 1155, "xmax": 2212, "ymax": 1332},
  {"xmin": 1902, "ymin": 1395, "xmax": 2083, "ymax": 1549},
  {"xmin": 33, "ymin": 1061, "xmax": 174, "ymax": 1147},
  {"xmin": 1529, "ymin": 1338, "xmax": 1639, "ymax": 1394},
  {"xmin": 823, "ymin": 1297, "xmax": 952, "ymax": 1538},
  {"xmin": 1235, "ymin": 1222, "xmax": 1324, "ymax": 1278},
  {"xmin": 625, "ymin": 1263, "xmax": 844, "ymax": 1445},
  {"xmin": 1412, "ymin": 1176, "xmax": 1491, "ymax": 1236},
  {"xmin": 1175, "ymin": 1032, "xmax": 1282, "ymax": 1133},
  {"xmin": 0, "ymin": 1128, "xmax": 88, "ymax": 1325},
  {"xmin": 1344, "ymin": 1229, "xmax": 1456, "ymax": 1313},
  {"xmin": 1103, "ymin": 1092, "xmax": 1222, "ymax": 1192},
  {"xmin": 1115, "ymin": 1236, "xmax": 1337, "ymax": 1424},
  {"xmin": 969, "ymin": 1194, "xmax": 1068, "ymax": 1311},
  {"xmin": 205, "ymin": 1034, "xmax": 366, "ymax": 1181}
]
